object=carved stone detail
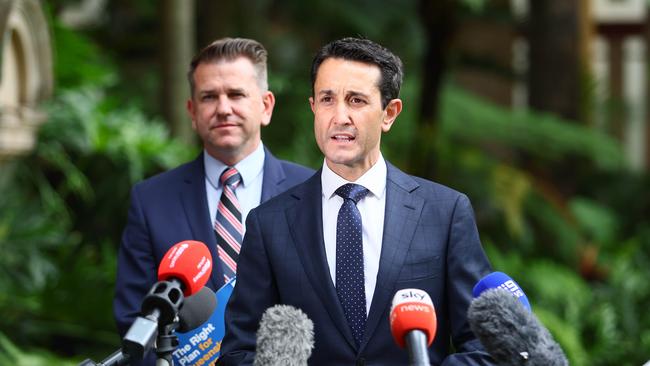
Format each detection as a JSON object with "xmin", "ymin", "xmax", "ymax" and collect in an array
[{"xmin": 0, "ymin": 0, "xmax": 52, "ymax": 162}]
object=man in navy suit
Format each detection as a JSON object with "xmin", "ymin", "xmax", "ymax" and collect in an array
[
  {"xmin": 113, "ymin": 38, "xmax": 314, "ymax": 347},
  {"xmin": 219, "ymin": 38, "xmax": 495, "ymax": 365}
]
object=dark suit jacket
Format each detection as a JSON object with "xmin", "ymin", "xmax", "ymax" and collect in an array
[
  {"xmin": 113, "ymin": 148, "xmax": 314, "ymax": 338},
  {"xmin": 219, "ymin": 162, "xmax": 495, "ymax": 366}
]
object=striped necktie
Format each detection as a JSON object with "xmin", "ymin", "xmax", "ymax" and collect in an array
[{"xmin": 214, "ymin": 167, "xmax": 242, "ymax": 282}]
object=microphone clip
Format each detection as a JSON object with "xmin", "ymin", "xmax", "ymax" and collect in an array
[
  {"xmin": 141, "ymin": 280, "xmax": 184, "ymax": 327},
  {"xmin": 122, "ymin": 280, "xmax": 185, "ymax": 361}
]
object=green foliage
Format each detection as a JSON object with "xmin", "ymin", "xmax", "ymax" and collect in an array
[
  {"xmin": 44, "ymin": 88, "xmax": 195, "ymax": 182},
  {"xmin": 535, "ymin": 308, "xmax": 589, "ymax": 366},
  {"xmin": 0, "ymin": 332, "xmax": 76, "ymax": 366},
  {"xmin": 0, "ymin": 87, "xmax": 195, "ymax": 361},
  {"xmin": 586, "ymin": 237, "xmax": 650, "ymax": 366},
  {"xmin": 458, "ymin": 0, "xmax": 489, "ymax": 13},
  {"xmin": 443, "ymin": 85, "xmax": 650, "ymax": 365},
  {"xmin": 440, "ymin": 85, "xmax": 625, "ymax": 171},
  {"xmin": 569, "ymin": 197, "xmax": 620, "ymax": 246},
  {"xmin": 49, "ymin": 15, "xmax": 116, "ymax": 89}
]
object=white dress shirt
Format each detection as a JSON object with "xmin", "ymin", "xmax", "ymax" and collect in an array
[
  {"xmin": 204, "ymin": 143, "xmax": 265, "ymax": 235},
  {"xmin": 321, "ymin": 154, "xmax": 387, "ymax": 314}
]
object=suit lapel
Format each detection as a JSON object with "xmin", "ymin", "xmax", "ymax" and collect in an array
[
  {"xmin": 286, "ymin": 172, "xmax": 358, "ymax": 349},
  {"xmin": 260, "ymin": 147, "xmax": 287, "ymax": 202},
  {"xmin": 362, "ymin": 163, "xmax": 423, "ymax": 351},
  {"xmin": 179, "ymin": 153, "xmax": 222, "ymax": 290}
]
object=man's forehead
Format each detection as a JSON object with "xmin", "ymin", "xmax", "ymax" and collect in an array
[
  {"xmin": 314, "ymin": 58, "xmax": 381, "ymax": 93},
  {"xmin": 194, "ymin": 57, "xmax": 257, "ymax": 78}
]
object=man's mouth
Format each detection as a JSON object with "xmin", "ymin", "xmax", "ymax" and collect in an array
[
  {"xmin": 212, "ymin": 122, "xmax": 239, "ymax": 129},
  {"xmin": 331, "ymin": 134, "xmax": 355, "ymax": 142}
]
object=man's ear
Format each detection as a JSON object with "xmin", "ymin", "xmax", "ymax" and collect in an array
[
  {"xmin": 309, "ymin": 96, "xmax": 315, "ymax": 114},
  {"xmin": 187, "ymin": 98, "xmax": 197, "ymax": 131},
  {"xmin": 382, "ymin": 98, "xmax": 402, "ymax": 132},
  {"xmin": 261, "ymin": 91, "xmax": 275, "ymax": 127}
]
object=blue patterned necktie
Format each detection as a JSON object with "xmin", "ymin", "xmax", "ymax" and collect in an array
[{"xmin": 335, "ymin": 183, "xmax": 370, "ymax": 347}]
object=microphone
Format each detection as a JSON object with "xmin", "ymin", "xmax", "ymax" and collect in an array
[
  {"xmin": 177, "ymin": 286, "xmax": 217, "ymax": 332},
  {"xmin": 157, "ymin": 240, "xmax": 212, "ymax": 296},
  {"xmin": 389, "ymin": 289, "xmax": 437, "ymax": 366},
  {"xmin": 473, "ymin": 271, "xmax": 531, "ymax": 311},
  {"xmin": 253, "ymin": 304, "xmax": 315, "ymax": 366},
  {"xmin": 467, "ymin": 288, "xmax": 568, "ymax": 366},
  {"xmin": 122, "ymin": 240, "xmax": 212, "ymax": 361}
]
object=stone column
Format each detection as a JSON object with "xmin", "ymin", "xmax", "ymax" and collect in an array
[{"xmin": 0, "ymin": 0, "xmax": 53, "ymax": 163}]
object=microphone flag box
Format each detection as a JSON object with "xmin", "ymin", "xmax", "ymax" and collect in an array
[{"xmin": 172, "ymin": 278, "xmax": 235, "ymax": 366}]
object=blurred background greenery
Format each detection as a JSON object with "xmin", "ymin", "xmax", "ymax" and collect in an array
[{"xmin": 1, "ymin": 0, "xmax": 649, "ymax": 365}]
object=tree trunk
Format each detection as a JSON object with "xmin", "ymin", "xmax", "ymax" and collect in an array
[
  {"xmin": 527, "ymin": 0, "xmax": 582, "ymax": 122},
  {"xmin": 525, "ymin": 0, "xmax": 595, "ymax": 198},
  {"xmin": 160, "ymin": 0, "xmax": 195, "ymax": 144},
  {"xmin": 411, "ymin": 0, "xmax": 456, "ymax": 180},
  {"xmin": 196, "ymin": 0, "xmax": 231, "ymax": 49}
]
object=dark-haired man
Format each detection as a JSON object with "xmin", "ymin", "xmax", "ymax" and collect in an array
[
  {"xmin": 113, "ymin": 37, "xmax": 314, "ymax": 354},
  {"xmin": 220, "ymin": 37, "xmax": 495, "ymax": 365}
]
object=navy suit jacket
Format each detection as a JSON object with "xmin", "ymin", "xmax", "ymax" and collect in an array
[
  {"xmin": 113, "ymin": 148, "xmax": 314, "ymax": 338},
  {"xmin": 219, "ymin": 162, "xmax": 495, "ymax": 366}
]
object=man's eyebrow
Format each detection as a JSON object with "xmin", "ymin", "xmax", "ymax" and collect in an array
[
  {"xmin": 198, "ymin": 87, "xmax": 247, "ymax": 95},
  {"xmin": 198, "ymin": 88, "xmax": 217, "ymax": 95},
  {"xmin": 226, "ymin": 87, "xmax": 247, "ymax": 94},
  {"xmin": 346, "ymin": 91, "xmax": 369, "ymax": 98}
]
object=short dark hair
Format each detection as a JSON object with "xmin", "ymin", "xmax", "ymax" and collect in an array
[
  {"xmin": 188, "ymin": 37, "xmax": 268, "ymax": 97},
  {"xmin": 310, "ymin": 37, "xmax": 403, "ymax": 109}
]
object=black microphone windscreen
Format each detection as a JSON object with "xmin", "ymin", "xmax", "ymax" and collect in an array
[
  {"xmin": 177, "ymin": 286, "xmax": 217, "ymax": 332},
  {"xmin": 467, "ymin": 288, "xmax": 568, "ymax": 366},
  {"xmin": 254, "ymin": 304, "xmax": 314, "ymax": 366}
]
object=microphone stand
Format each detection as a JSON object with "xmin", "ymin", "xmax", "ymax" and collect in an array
[
  {"xmin": 78, "ymin": 349, "xmax": 129, "ymax": 366},
  {"xmin": 155, "ymin": 323, "xmax": 180, "ymax": 366},
  {"xmin": 79, "ymin": 323, "xmax": 180, "ymax": 366}
]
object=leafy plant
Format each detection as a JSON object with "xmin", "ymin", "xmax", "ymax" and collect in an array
[
  {"xmin": 0, "ymin": 332, "xmax": 76, "ymax": 366},
  {"xmin": 0, "ymin": 86, "xmax": 196, "ymax": 360},
  {"xmin": 439, "ymin": 84, "xmax": 650, "ymax": 365}
]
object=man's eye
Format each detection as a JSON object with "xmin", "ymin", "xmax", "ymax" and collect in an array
[
  {"xmin": 201, "ymin": 95, "xmax": 216, "ymax": 101},
  {"xmin": 350, "ymin": 97, "xmax": 365, "ymax": 105},
  {"xmin": 320, "ymin": 96, "xmax": 332, "ymax": 103},
  {"xmin": 230, "ymin": 92, "xmax": 245, "ymax": 99}
]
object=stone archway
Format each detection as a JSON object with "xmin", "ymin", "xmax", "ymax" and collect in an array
[{"xmin": 0, "ymin": 0, "xmax": 52, "ymax": 162}]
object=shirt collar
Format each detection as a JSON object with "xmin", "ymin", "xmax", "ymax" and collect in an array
[
  {"xmin": 204, "ymin": 143, "xmax": 266, "ymax": 189},
  {"xmin": 321, "ymin": 154, "xmax": 387, "ymax": 200}
]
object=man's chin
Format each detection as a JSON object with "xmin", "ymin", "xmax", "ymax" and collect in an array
[
  {"xmin": 324, "ymin": 154, "xmax": 362, "ymax": 170},
  {"xmin": 325, "ymin": 153, "xmax": 352, "ymax": 164},
  {"xmin": 209, "ymin": 137, "xmax": 243, "ymax": 150}
]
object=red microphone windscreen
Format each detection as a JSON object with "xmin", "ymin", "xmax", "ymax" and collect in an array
[
  {"xmin": 389, "ymin": 289, "xmax": 437, "ymax": 348},
  {"xmin": 158, "ymin": 240, "xmax": 212, "ymax": 296}
]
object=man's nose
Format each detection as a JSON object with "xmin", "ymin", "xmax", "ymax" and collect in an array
[
  {"xmin": 215, "ymin": 95, "xmax": 232, "ymax": 116},
  {"xmin": 332, "ymin": 101, "xmax": 351, "ymax": 125}
]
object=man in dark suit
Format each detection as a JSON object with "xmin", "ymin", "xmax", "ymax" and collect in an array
[
  {"xmin": 219, "ymin": 37, "xmax": 495, "ymax": 365},
  {"xmin": 113, "ymin": 38, "xmax": 314, "ymax": 345}
]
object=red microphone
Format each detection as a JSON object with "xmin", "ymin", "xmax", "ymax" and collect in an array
[
  {"xmin": 123, "ymin": 240, "xmax": 213, "ymax": 361},
  {"xmin": 158, "ymin": 240, "xmax": 212, "ymax": 296},
  {"xmin": 390, "ymin": 289, "xmax": 437, "ymax": 366}
]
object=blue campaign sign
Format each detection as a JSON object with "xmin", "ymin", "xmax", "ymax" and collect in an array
[{"xmin": 172, "ymin": 278, "xmax": 235, "ymax": 366}]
